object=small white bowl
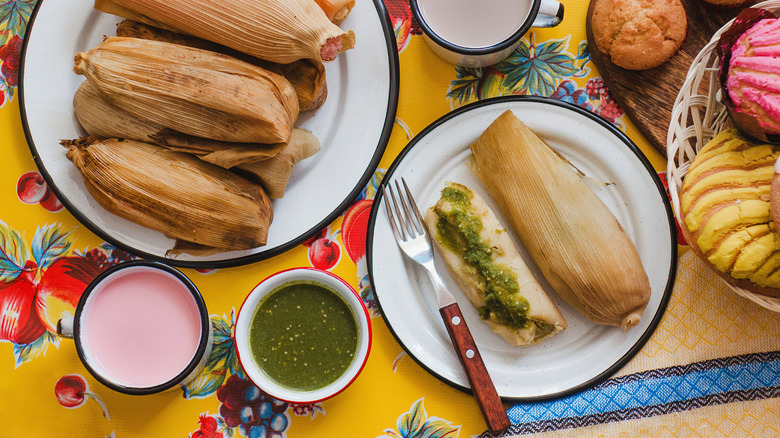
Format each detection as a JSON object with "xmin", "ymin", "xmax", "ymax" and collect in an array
[{"xmin": 235, "ymin": 268, "xmax": 372, "ymax": 403}]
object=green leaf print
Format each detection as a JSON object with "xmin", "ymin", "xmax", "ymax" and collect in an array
[
  {"xmin": 183, "ymin": 313, "xmax": 239, "ymax": 399},
  {"xmin": 496, "ymin": 35, "xmax": 578, "ymax": 96},
  {"xmin": 13, "ymin": 331, "xmax": 58, "ymax": 367},
  {"xmin": 0, "ymin": 0, "xmax": 35, "ymax": 40},
  {"xmin": 0, "ymin": 220, "xmax": 30, "ymax": 283},
  {"xmin": 381, "ymin": 398, "xmax": 460, "ymax": 438},
  {"xmin": 449, "ymin": 67, "xmax": 483, "ymax": 104},
  {"xmin": 32, "ymin": 223, "xmax": 73, "ymax": 271},
  {"xmin": 447, "ymin": 33, "xmax": 589, "ymax": 107}
]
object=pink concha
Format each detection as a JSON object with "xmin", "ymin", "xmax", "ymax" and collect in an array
[{"xmin": 728, "ymin": 18, "xmax": 780, "ymax": 135}]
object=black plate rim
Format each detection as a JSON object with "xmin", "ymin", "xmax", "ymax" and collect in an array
[
  {"xmin": 18, "ymin": 0, "xmax": 400, "ymax": 269},
  {"xmin": 366, "ymin": 95, "xmax": 678, "ymax": 403}
]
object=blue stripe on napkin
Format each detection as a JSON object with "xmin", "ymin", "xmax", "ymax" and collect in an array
[{"xmin": 493, "ymin": 351, "xmax": 780, "ymax": 436}]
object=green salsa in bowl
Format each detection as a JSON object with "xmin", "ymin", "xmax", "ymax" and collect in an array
[{"xmin": 235, "ymin": 268, "xmax": 372, "ymax": 403}]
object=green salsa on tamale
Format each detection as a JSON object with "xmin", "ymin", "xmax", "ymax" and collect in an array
[{"xmin": 425, "ymin": 182, "xmax": 565, "ymax": 346}]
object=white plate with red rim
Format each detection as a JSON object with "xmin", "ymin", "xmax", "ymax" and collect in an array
[
  {"xmin": 367, "ymin": 96, "xmax": 677, "ymax": 401},
  {"xmin": 19, "ymin": 0, "xmax": 398, "ymax": 269}
]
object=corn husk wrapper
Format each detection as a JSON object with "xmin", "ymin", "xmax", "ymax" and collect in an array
[
  {"xmin": 236, "ymin": 130, "xmax": 321, "ymax": 198},
  {"xmin": 94, "ymin": 0, "xmax": 176, "ymax": 31},
  {"xmin": 74, "ymin": 80, "xmax": 320, "ymax": 196},
  {"xmin": 73, "ymin": 80, "xmax": 290, "ymax": 167},
  {"xmin": 74, "ymin": 37, "xmax": 299, "ymax": 144},
  {"xmin": 97, "ymin": 0, "xmax": 356, "ymax": 63},
  {"xmin": 469, "ymin": 111, "xmax": 651, "ymax": 330},
  {"xmin": 315, "ymin": 0, "xmax": 355, "ymax": 22},
  {"xmin": 115, "ymin": 20, "xmax": 328, "ymax": 112},
  {"xmin": 63, "ymin": 137, "xmax": 273, "ymax": 253}
]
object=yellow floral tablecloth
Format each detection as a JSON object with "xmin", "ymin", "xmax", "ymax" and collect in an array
[{"xmin": 0, "ymin": 0, "xmax": 778, "ymax": 437}]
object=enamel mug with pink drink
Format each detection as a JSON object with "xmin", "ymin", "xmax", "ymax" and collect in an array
[
  {"xmin": 58, "ymin": 260, "xmax": 213, "ymax": 395},
  {"xmin": 410, "ymin": 0, "xmax": 564, "ymax": 67}
]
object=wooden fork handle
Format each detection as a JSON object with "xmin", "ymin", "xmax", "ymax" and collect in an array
[{"xmin": 440, "ymin": 303, "xmax": 510, "ymax": 433}]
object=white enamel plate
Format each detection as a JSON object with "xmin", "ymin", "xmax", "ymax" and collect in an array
[
  {"xmin": 19, "ymin": 0, "xmax": 398, "ymax": 268},
  {"xmin": 367, "ymin": 96, "xmax": 677, "ymax": 401}
]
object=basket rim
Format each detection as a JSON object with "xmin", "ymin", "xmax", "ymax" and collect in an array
[{"xmin": 665, "ymin": 0, "xmax": 780, "ymax": 312}]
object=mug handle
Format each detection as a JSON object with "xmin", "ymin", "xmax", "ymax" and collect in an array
[
  {"xmin": 532, "ymin": 0, "xmax": 564, "ymax": 28},
  {"xmin": 57, "ymin": 317, "xmax": 75, "ymax": 339}
]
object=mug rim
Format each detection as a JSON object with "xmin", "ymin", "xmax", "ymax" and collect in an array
[
  {"xmin": 409, "ymin": 0, "xmax": 542, "ymax": 55},
  {"xmin": 234, "ymin": 267, "xmax": 372, "ymax": 404},
  {"xmin": 72, "ymin": 260, "xmax": 211, "ymax": 396}
]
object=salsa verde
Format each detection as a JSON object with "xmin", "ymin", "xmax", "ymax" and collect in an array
[
  {"xmin": 249, "ymin": 281, "xmax": 358, "ymax": 391},
  {"xmin": 435, "ymin": 185, "xmax": 532, "ymax": 328}
]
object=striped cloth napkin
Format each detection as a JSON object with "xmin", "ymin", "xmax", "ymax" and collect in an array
[{"xmin": 493, "ymin": 251, "xmax": 780, "ymax": 437}]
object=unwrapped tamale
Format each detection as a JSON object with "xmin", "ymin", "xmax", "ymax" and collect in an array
[{"xmin": 424, "ymin": 182, "xmax": 566, "ymax": 346}]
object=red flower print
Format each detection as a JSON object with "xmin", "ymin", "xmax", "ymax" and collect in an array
[
  {"xmin": 384, "ymin": 0, "xmax": 421, "ymax": 51},
  {"xmin": 0, "ymin": 35, "xmax": 22, "ymax": 87},
  {"xmin": 341, "ymin": 199, "xmax": 372, "ymax": 264}
]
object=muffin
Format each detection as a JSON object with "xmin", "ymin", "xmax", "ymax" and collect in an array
[
  {"xmin": 680, "ymin": 128, "xmax": 780, "ymax": 298},
  {"xmin": 590, "ymin": 0, "xmax": 688, "ymax": 70}
]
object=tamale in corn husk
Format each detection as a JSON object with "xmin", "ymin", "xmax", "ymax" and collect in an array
[
  {"xmin": 164, "ymin": 128, "xmax": 318, "ymax": 172},
  {"xmin": 73, "ymin": 80, "xmax": 289, "ymax": 167},
  {"xmin": 424, "ymin": 182, "xmax": 566, "ymax": 346},
  {"xmin": 94, "ymin": 0, "xmax": 175, "ymax": 31},
  {"xmin": 314, "ymin": 0, "xmax": 355, "ymax": 22},
  {"xmin": 74, "ymin": 37, "xmax": 299, "ymax": 144},
  {"xmin": 63, "ymin": 137, "xmax": 273, "ymax": 253},
  {"xmin": 95, "ymin": 0, "xmax": 356, "ymax": 63},
  {"xmin": 236, "ymin": 130, "xmax": 322, "ymax": 198},
  {"xmin": 115, "ymin": 20, "xmax": 328, "ymax": 112},
  {"xmin": 74, "ymin": 80, "xmax": 320, "ymax": 194},
  {"xmin": 468, "ymin": 110, "xmax": 650, "ymax": 330}
]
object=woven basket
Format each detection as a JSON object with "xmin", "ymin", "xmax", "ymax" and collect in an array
[{"xmin": 667, "ymin": 0, "xmax": 780, "ymax": 312}]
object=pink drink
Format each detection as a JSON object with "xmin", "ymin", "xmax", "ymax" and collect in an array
[
  {"xmin": 418, "ymin": 0, "xmax": 533, "ymax": 48},
  {"xmin": 81, "ymin": 267, "xmax": 202, "ymax": 388}
]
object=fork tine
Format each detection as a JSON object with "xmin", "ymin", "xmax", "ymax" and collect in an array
[
  {"xmin": 401, "ymin": 178, "xmax": 427, "ymax": 237},
  {"xmin": 393, "ymin": 179, "xmax": 417, "ymax": 238},
  {"xmin": 381, "ymin": 185, "xmax": 404, "ymax": 243},
  {"xmin": 395, "ymin": 179, "xmax": 424, "ymax": 238},
  {"xmin": 389, "ymin": 180, "xmax": 412, "ymax": 239}
]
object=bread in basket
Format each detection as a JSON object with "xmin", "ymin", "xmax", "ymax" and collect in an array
[{"xmin": 667, "ymin": 0, "xmax": 780, "ymax": 312}]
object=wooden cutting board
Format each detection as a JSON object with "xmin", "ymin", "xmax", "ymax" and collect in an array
[{"xmin": 585, "ymin": 0, "xmax": 751, "ymax": 154}]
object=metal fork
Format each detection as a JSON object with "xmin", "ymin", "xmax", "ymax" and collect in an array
[{"xmin": 382, "ymin": 178, "xmax": 510, "ymax": 434}]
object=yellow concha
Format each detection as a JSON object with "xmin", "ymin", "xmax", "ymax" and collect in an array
[{"xmin": 680, "ymin": 128, "xmax": 780, "ymax": 297}]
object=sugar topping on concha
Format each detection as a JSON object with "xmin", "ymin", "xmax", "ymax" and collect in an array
[
  {"xmin": 680, "ymin": 128, "xmax": 780, "ymax": 298},
  {"xmin": 727, "ymin": 18, "xmax": 780, "ymax": 136}
]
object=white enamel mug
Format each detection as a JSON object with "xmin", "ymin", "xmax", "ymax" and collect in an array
[
  {"xmin": 410, "ymin": 0, "xmax": 564, "ymax": 67},
  {"xmin": 57, "ymin": 261, "xmax": 213, "ymax": 395}
]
